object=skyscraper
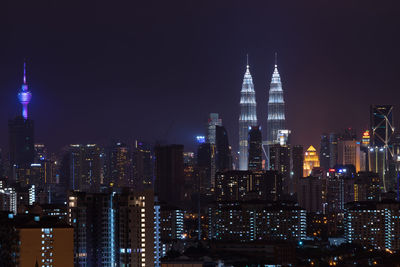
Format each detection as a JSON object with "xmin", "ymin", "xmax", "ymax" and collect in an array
[
  {"xmin": 215, "ymin": 125, "xmax": 232, "ymax": 172},
  {"xmin": 267, "ymin": 56, "xmax": 285, "ymax": 145},
  {"xmin": 132, "ymin": 140, "xmax": 154, "ymax": 190},
  {"xmin": 337, "ymin": 140, "xmax": 361, "ymax": 172},
  {"xmin": 207, "ymin": 113, "xmax": 222, "ymax": 145},
  {"xmin": 292, "ymin": 145, "xmax": 304, "ymax": 191},
  {"xmin": 329, "ymin": 133, "xmax": 338, "ymax": 168},
  {"xmin": 105, "ymin": 142, "xmax": 131, "ymax": 188},
  {"xmin": 8, "ymin": 63, "xmax": 34, "ymax": 180},
  {"xmin": 369, "ymin": 105, "xmax": 395, "ymax": 191},
  {"xmin": 65, "ymin": 144, "xmax": 102, "ymax": 192},
  {"xmin": 320, "ymin": 134, "xmax": 330, "ymax": 170},
  {"xmin": 239, "ymin": 59, "xmax": 257, "ymax": 170},
  {"xmin": 269, "ymin": 144, "xmax": 291, "ymax": 194},
  {"xmin": 248, "ymin": 126, "xmax": 262, "ymax": 171},
  {"xmin": 154, "ymin": 144, "xmax": 184, "ymax": 206},
  {"xmin": 207, "ymin": 113, "xmax": 223, "ymax": 186}
]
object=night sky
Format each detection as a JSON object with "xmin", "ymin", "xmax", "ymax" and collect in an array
[{"xmin": 1, "ymin": 1, "xmax": 400, "ymax": 153}]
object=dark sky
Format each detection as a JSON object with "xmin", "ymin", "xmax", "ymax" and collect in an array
[{"xmin": 1, "ymin": 1, "xmax": 400, "ymax": 153}]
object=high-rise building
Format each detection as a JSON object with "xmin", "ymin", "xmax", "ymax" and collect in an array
[
  {"xmin": 207, "ymin": 113, "xmax": 222, "ymax": 145},
  {"xmin": 8, "ymin": 117, "xmax": 34, "ymax": 176},
  {"xmin": 303, "ymin": 146, "xmax": 320, "ymax": 177},
  {"xmin": 106, "ymin": 142, "xmax": 131, "ymax": 188},
  {"xmin": 65, "ymin": 144, "xmax": 102, "ymax": 192},
  {"xmin": 239, "ymin": 60, "xmax": 257, "ymax": 170},
  {"xmin": 155, "ymin": 145, "xmax": 184, "ymax": 207},
  {"xmin": 354, "ymin": 172, "xmax": 381, "ymax": 201},
  {"xmin": 369, "ymin": 105, "xmax": 395, "ymax": 192},
  {"xmin": 292, "ymin": 146, "xmax": 304, "ymax": 177},
  {"xmin": 269, "ymin": 144, "xmax": 291, "ymax": 194},
  {"xmin": 329, "ymin": 133, "xmax": 338, "ymax": 168},
  {"xmin": 115, "ymin": 190, "xmax": 155, "ymax": 267},
  {"xmin": 326, "ymin": 168, "xmax": 355, "ymax": 213},
  {"xmin": 68, "ymin": 192, "xmax": 116, "ymax": 266},
  {"xmin": 248, "ymin": 126, "xmax": 262, "ymax": 171},
  {"xmin": 215, "ymin": 125, "xmax": 232, "ymax": 172},
  {"xmin": 69, "ymin": 190, "xmax": 155, "ymax": 267},
  {"xmin": 196, "ymin": 142, "xmax": 212, "ymax": 191},
  {"xmin": 337, "ymin": 140, "xmax": 361, "ymax": 172},
  {"xmin": 266, "ymin": 56, "xmax": 285, "ymax": 145},
  {"xmin": 297, "ymin": 176, "xmax": 324, "ymax": 213},
  {"xmin": 320, "ymin": 134, "xmax": 330, "ymax": 170},
  {"xmin": 132, "ymin": 140, "xmax": 154, "ymax": 190},
  {"xmin": 8, "ymin": 63, "xmax": 35, "ymax": 182}
]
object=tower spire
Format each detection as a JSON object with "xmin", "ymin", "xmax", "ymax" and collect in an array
[
  {"xmin": 23, "ymin": 60, "xmax": 27, "ymax": 85},
  {"xmin": 274, "ymin": 52, "xmax": 277, "ymax": 67},
  {"xmin": 246, "ymin": 54, "xmax": 249, "ymax": 68}
]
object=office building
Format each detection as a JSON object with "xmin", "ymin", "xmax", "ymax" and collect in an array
[
  {"xmin": 369, "ymin": 105, "xmax": 395, "ymax": 192},
  {"xmin": 337, "ymin": 140, "xmax": 361, "ymax": 172},
  {"xmin": 215, "ymin": 125, "xmax": 232, "ymax": 172},
  {"xmin": 106, "ymin": 142, "xmax": 131, "ymax": 188},
  {"xmin": 326, "ymin": 168, "xmax": 355, "ymax": 213},
  {"xmin": 269, "ymin": 144, "xmax": 291, "ymax": 194},
  {"xmin": 239, "ymin": 59, "xmax": 258, "ymax": 170},
  {"xmin": 64, "ymin": 144, "xmax": 102, "ymax": 192},
  {"xmin": 133, "ymin": 140, "xmax": 154, "ymax": 190},
  {"xmin": 248, "ymin": 126, "xmax": 262, "ymax": 171},
  {"xmin": 297, "ymin": 175, "xmax": 324, "ymax": 213},
  {"xmin": 329, "ymin": 133, "xmax": 338, "ymax": 168},
  {"xmin": 292, "ymin": 145, "xmax": 303, "ymax": 184},
  {"xmin": 320, "ymin": 134, "xmax": 330, "ymax": 170},
  {"xmin": 207, "ymin": 113, "xmax": 222, "ymax": 145}
]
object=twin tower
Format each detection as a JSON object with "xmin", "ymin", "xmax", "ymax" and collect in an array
[{"xmin": 238, "ymin": 55, "xmax": 286, "ymax": 170}]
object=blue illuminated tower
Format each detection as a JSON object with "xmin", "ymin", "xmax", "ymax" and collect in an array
[
  {"xmin": 18, "ymin": 62, "xmax": 32, "ymax": 120},
  {"xmin": 239, "ymin": 56, "xmax": 258, "ymax": 170},
  {"xmin": 267, "ymin": 54, "xmax": 285, "ymax": 144}
]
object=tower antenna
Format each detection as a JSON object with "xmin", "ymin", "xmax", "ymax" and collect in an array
[{"xmin": 23, "ymin": 60, "xmax": 27, "ymax": 85}]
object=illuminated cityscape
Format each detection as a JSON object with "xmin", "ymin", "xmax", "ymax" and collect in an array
[{"xmin": 1, "ymin": 2, "xmax": 400, "ymax": 266}]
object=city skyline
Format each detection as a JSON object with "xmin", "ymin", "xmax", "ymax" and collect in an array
[{"xmin": 1, "ymin": 2, "xmax": 400, "ymax": 153}]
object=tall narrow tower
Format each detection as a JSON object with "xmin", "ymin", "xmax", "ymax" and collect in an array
[
  {"xmin": 267, "ymin": 54, "xmax": 285, "ymax": 144},
  {"xmin": 239, "ymin": 56, "xmax": 257, "ymax": 170},
  {"xmin": 18, "ymin": 62, "xmax": 32, "ymax": 120}
]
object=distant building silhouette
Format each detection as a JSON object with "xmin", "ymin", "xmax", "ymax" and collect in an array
[{"xmin": 155, "ymin": 144, "xmax": 184, "ymax": 207}]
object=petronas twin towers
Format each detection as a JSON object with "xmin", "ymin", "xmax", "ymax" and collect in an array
[{"xmin": 238, "ymin": 55, "xmax": 285, "ymax": 170}]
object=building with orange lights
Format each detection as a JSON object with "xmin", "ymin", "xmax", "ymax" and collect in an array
[
  {"xmin": 2, "ymin": 213, "xmax": 73, "ymax": 267},
  {"xmin": 303, "ymin": 146, "xmax": 320, "ymax": 177}
]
